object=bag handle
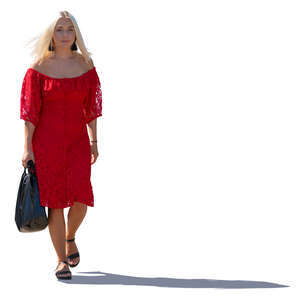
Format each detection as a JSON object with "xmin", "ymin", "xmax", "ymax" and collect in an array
[{"xmin": 24, "ymin": 160, "xmax": 36, "ymax": 175}]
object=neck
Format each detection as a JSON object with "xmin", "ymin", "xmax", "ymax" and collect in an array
[{"xmin": 53, "ymin": 49, "xmax": 75, "ymax": 59}]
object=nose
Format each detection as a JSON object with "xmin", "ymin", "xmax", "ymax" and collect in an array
[{"xmin": 62, "ymin": 33, "xmax": 70, "ymax": 39}]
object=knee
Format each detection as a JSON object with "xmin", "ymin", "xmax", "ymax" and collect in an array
[
  {"xmin": 48, "ymin": 207, "xmax": 64, "ymax": 218},
  {"xmin": 72, "ymin": 201, "xmax": 87, "ymax": 210}
]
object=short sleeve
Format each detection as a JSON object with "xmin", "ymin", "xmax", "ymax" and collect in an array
[
  {"xmin": 20, "ymin": 69, "xmax": 42, "ymax": 127},
  {"xmin": 83, "ymin": 70, "xmax": 103, "ymax": 124}
]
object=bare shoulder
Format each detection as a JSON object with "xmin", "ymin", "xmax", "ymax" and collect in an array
[
  {"xmin": 30, "ymin": 58, "xmax": 51, "ymax": 72},
  {"xmin": 29, "ymin": 61, "xmax": 42, "ymax": 71},
  {"xmin": 75, "ymin": 53, "xmax": 94, "ymax": 70},
  {"xmin": 29, "ymin": 54, "xmax": 94, "ymax": 74}
]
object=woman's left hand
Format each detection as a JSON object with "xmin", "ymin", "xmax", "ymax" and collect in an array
[{"xmin": 90, "ymin": 143, "xmax": 99, "ymax": 164}]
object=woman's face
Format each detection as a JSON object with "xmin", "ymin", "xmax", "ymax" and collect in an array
[{"xmin": 52, "ymin": 17, "xmax": 76, "ymax": 50}]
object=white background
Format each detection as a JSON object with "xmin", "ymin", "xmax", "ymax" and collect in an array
[{"xmin": 1, "ymin": 0, "xmax": 299, "ymax": 298}]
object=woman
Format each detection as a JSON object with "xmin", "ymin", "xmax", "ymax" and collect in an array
[{"xmin": 20, "ymin": 11, "xmax": 103, "ymax": 280}]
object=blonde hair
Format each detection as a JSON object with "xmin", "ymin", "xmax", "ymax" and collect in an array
[{"xmin": 25, "ymin": 10, "xmax": 93, "ymax": 67}]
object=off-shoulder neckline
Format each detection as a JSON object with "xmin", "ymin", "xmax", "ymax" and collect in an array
[{"xmin": 28, "ymin": 66, "xmax": 95, "ymax": 79}]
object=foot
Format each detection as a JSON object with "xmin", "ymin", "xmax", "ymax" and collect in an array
[
  {"xmin": 55, "ymin": 261, "xmax": 71, "ymax": 279},
  {"xmin": 66, "ymin": 238, "xmax": 80, "ymax": 266}
]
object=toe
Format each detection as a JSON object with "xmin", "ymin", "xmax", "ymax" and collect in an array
[{"xmin": 69, "ymin": 257, "xmax": 79, "ymax": 265}]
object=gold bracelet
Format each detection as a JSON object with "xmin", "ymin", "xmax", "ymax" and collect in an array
[{"xmin": 90, "ymin": 140, "xmax": 97, "ymax": 143}]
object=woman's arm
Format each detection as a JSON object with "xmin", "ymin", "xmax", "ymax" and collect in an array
[
  {"xmin": 87, "ymin": 119, "xmax": 99, "ymax": 164},
  {"xmin": 23, "ymin": 121, "xmax": 35, "ymax": 151},
  {"xmin": 22, "ymin": 121, "xmax": 36, "ymax": 168}
]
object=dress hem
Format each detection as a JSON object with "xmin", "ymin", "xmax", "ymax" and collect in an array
[{"xmin": 40, "ymin": 199, "xmax": 94, "ymax": 209}]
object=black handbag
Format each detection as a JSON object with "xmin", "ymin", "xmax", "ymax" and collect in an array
[{"xmin": 15, "ymin": 159, "xmax": 48, "ymax": 232}]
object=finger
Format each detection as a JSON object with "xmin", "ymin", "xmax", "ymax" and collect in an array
[{"xmin": 93, "ymin": 155, "xmax": 97, "ymax": 164}]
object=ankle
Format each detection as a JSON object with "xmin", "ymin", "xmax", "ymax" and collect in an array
[
  {"xmin": 57, "ymin": 257, "xmax": 68, "ymax": 263},
  {"xmin": 65, "ymin": 234, "xmax": 75, "ymax": 240}
]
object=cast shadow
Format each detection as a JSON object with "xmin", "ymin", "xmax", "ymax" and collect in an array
[{"xmin": 60, "ymin": 271, "xmax": 290, "ymax": 288}]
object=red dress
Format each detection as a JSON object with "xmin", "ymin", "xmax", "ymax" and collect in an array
[{"xmin": 19, "ymin": 66, "xmax": 102, "ymax": 209}]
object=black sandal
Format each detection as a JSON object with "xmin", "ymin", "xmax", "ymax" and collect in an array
[
  {"xmin": 55, "ymin": 261, "xmax": 72, "ymax": 280},
  {"xmin": 66, "ymin": 237, "xmax": 80, "ymax": 267}
]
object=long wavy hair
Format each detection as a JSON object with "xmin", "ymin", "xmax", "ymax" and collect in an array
[{"xmin": 25, "ymin": 10, "xmax": 93, "ymax": 67}]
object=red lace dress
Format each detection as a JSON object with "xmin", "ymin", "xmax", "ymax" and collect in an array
[{"xmin": 19, "ymin": 66, "xmax": 102, "ymax": 209}]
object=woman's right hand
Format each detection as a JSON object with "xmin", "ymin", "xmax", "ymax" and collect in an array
[{"xmin": 22, "ymin": 149, "xmax": 35, "ymax": 168}]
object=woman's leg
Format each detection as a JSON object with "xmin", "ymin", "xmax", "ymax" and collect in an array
[
  {"xmin": 48, "ymin": 207, "xmax": 71, "ymax": 275},
  {"xmin": 66, "ymin": 201, "xmax": 87, "ymax": 239},
  {"xmin": 65, "ymin": 201, "xmax": 87, "ymax": 264}
]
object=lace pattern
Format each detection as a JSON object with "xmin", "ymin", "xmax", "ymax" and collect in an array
[
  {"xmin": 83, "ymin": 71, "xmax": 103, "ymax": 124},
  {"xmin": 20, "ymin": 69, "xmax": 42, "ymax": 127}
]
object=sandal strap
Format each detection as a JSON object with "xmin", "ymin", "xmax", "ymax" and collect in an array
[
  {"xmin": 67, "ymin": 252, "xmax": 80, "ymax": 260},
  {"xmin": 56, "ymin": 260, "xmax": 68, "ymax": 268},
  {"xmin": 66, "ymin": 238, "xmax": 75, "ymax": 242},
  {"xmin": 56, "ymin": 270, "xmax": 71, "ymax": 275}
]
